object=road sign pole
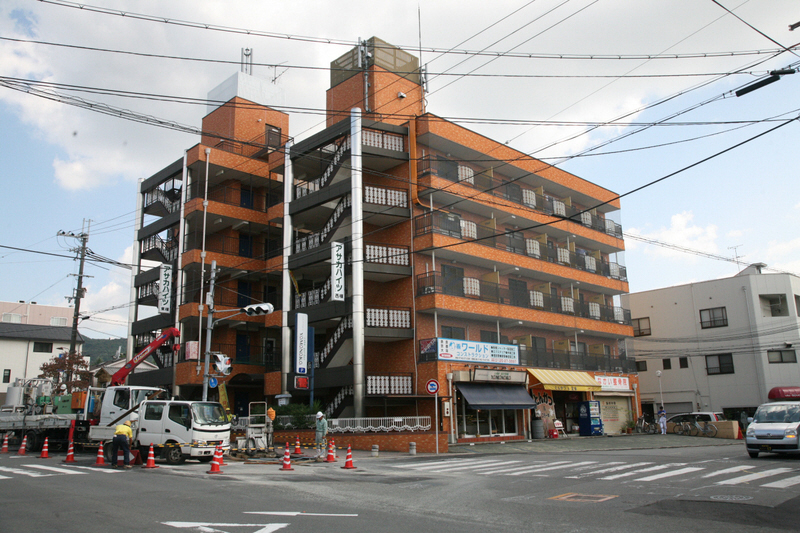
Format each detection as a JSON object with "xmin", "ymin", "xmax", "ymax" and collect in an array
[{"xmin": 435, "ymin": 390, "xmax": 439, "ymax": 455}]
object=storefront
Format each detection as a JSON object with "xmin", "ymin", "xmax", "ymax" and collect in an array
[
  {"xmin": 527, "ymin": 369, "xmax": 602, "ymax": 434},
  {"xmin": 592, "ymin": 375, "xmax": 635, "ymax": 434},
  {"xmin": 453, "ymin": 369, "xmax": 536, "ymax": 440}
]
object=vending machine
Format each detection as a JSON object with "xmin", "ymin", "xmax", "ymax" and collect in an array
[{"xmin": 578, "ymin": 400, "xmax": 604, "ymax": 436}]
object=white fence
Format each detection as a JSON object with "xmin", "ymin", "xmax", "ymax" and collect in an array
[{"xmin": 329, "ymin": 416, "xmax": 431, "ymax": 433}]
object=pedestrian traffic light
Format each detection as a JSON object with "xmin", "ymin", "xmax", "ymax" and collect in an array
[
  {"xmin": 212, "ymin": 353, "xmax": 232, "ymax": 376},
  {"xmin": 241, "ymin": 303, "xmax": 274, "ymax": 316}
]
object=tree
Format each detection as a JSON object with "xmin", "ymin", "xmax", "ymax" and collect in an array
[{"xmin": 39, "ymin": 351, "xmax": 92, "ymax": 394}]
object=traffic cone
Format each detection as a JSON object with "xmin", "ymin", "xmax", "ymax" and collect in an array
[
  {"xmin": 217, "ymin": 446, "xmax": 226, "ymax": 467},
  {"xmin": 17, "ymin": 435, "xmax": 28, "ymax": 456},
  {"xmin": 325, "ymin": 439, "xmax": 336, "ymax": 463},
  {"xmin": 279, "ymin": 442, "xmax": 294, "ymax": 471},
  {"xmin": 38, "ymin": 437, "xmax": 50, "ymax": 459},
  {"xmin": 737, "ymin": 426, "xmax": 744, "ymax": 440},
  {"xmin": 1, "ymin": 434, "xmax": 9, "ymax": 453},
  {"xmin": 92, "ymin": 442, "xmax": 106, "ymax": 466},
  {"xmin": 143, "ymin": 443, "xmax": 159, "ymax": 469},
  {"xmin": 207, "ymin": 446, "xmax": 223, "ymax": 474},
  {"xmin": 341, "ymin": 445, "xmax": 357, "ymax": 470},
  {"xmin": 293, "ymin": 435, "xmax": 302, "ymax": 455},
  {"xmin": 63, "ymin": 441, "xmax": 75, "ymax": 463}
]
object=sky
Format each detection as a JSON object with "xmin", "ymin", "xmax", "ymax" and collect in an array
[{"xmin": 1, "ymin": 0, "xmax": 799, "ymax": 340}]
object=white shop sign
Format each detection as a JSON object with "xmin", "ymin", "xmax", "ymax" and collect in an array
[{"xmin": 437, "ymin": 338, "xmax": 519, "ymax": 365}]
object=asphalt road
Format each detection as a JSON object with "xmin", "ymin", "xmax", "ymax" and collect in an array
[{"xmin": 1, "ymin": 438, "xmax": 799, "ymax": 532}]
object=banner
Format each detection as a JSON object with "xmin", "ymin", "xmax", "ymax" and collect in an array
[
  {"xmin": 331, "ymin": 241, "xmax": 345, "ymax": 301},
  {"xmin": 218, "ymin": 383, "xmax": 231, "ymax": 420},
  {"xmin": 295, "ymin": 313, "xmax": 308, "ymax": 374},
  {"xmin": 158, "ymin": 264, "xmax": 173, "ymax": 313},
  {"xmin": 436, "ymin": 338, "xmax": 519, "ymax": 365}
]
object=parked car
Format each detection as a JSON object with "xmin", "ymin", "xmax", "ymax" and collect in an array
[
  {"xmin": 667, "ymin": 412, "xmax": 724, "ymax": 424},
  {"xmin": 745, "ymin": 401, "xmax": 800, "ymax": 458}
]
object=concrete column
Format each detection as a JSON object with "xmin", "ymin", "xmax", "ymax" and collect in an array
[
  {"xmin": 127, "ymin": 179, "xmax": 144, "ymax": 362},
  {"xmin": 351, "ymin": 108, "xmax": 365, "ymax": 417},
  {"xmin": 281, "ymin": 141, "xmax": 294, "ymax": 394}
]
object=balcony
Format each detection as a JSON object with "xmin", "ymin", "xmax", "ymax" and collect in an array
[
  {"xmin": 187, "ymin": 182, "xmax": 281, "ymax": 213},
  {"xmin": 418, "ymin": 154, "xmax": 623, "ymax": 239},
  {"xmin": 416, "ymin": 272, "xmax": 631, "ymax": 325},
  {"xmin": 366, "ymin": 373, "xmax": 413, "ymax": 395},
  {"xmin": 415, "ymin": 212, "xmax": 627, "ymax": 281},
  {"xmin": 183, "ymin": 231, "xmax": 282, "ymax": 260}
]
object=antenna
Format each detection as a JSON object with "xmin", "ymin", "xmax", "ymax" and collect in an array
[
  {"xmin": 728, "ymin": 245, "xmax": 744, "ymax": 270},
  {"xmin": 241, "ymin": 48, "xmax": 253, "ymax": 75}
]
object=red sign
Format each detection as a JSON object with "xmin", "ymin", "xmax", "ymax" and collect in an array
[
  {"xmin": 426, "ymin": 379, "xmax": 440, "ymax": 395},
  {"xmin": 294, "ymin": 376, "xmax": 309, "ymax": 390}
]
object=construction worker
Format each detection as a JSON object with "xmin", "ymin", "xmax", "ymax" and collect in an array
[
  {"xmin": 315, "ymin": 411, "xmax": 328, "ymax": 457},
  {"xmin": 111, "ymin": 420, "xmax": 133, "ymax": 469}
]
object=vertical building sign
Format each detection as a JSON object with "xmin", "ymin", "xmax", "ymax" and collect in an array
[
  {"xmin": 295, "ymin": 312, "xmax": 308, "ymax": 374},
  {"xmin": 158, "ymin": 264, "xmax": 173, "ymax": 314},
  {"xmin": 331, "ymin": 241, "xmax": 345, "ymax": 301}
]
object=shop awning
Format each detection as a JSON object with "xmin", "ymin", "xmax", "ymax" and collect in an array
[
  {"xmin": 457, "ymin": 383, "xmax": 536, "ymax": 410},
  {"xmin": 527, "ymin": 368, "xmax": 602, "ymax": 392},
  {"xmin": 768, "ymin": 387, "xmax": 800, "ymax": 400}
]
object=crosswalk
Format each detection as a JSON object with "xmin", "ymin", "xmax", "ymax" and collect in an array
[
  {"xmin": 392, "ymin": 457, "xmax": 800, "ymax": 489},
  {"xmin": 0, "ymin": 463, "xmax": 122, "ymax": 480}
]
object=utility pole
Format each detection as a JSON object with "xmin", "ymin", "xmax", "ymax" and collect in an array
[{"xmin": 58, "ymin": 221, "xmax": 91, "ymax": 388}]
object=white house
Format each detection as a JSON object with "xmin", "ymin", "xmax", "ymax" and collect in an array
[
  {"xmin": 0, "ymin": 323, "xmax": 84, "ymax": 403},
  {"xmin": 621, "ymin": 263, "xmax": 800, "ymax": 422}
]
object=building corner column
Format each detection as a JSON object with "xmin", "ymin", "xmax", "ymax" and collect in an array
[{"xmin": 351, "ymin": 108, "xmax": 365, "ymax": 418}]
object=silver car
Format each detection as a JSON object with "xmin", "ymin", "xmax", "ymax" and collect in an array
[{"xmin": 745, "ymin": 401, "xmax": 800, "ymax": 458}]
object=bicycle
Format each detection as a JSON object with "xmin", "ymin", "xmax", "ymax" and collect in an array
[
  {"xmin": 686, "ymin": 419, "xmax": 718, "ymax": 438},
  {"xmin": 636, "ymin": 415, "xmax": 659, "ymax": 434},
  {"xmin": 673, "ymin": 420, "xmax": 692, "ymax": 435}
]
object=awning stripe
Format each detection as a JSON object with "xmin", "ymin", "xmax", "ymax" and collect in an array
[
  {"xmin": 457, "ymin": 383, "xmax": 536, "ymax": 410},
  {"xmin": 527, "ymin": 368, "xmax": 602, "ymax": 392}
]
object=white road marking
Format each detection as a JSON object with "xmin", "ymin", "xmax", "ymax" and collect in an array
[
  {"xmin": 0, "ymin": 474, "xmax": 10, "ymax": 480},
  {"xmin": 761, "ymin": 475, "xmax": 800, "ymax": 489},
  {"xmin": 22, "ymin": 464, "xmax": 86, "ymax": 475},
  {"xmin": 439, "ymin": 460, "xmax": 523, "ymax": 473},
  {"xmin": 505, "ymin": 461, "xmax": 597, "ymax": 476},
  {"xmin": 0, "ymin": 466, "xmax": 53, "ymax": 477},
  {"xmin": 717, "ymin": 468, "xmax": 794, "ymax": 486},
  {"xmin": 601, "ymin": 463, "xmax": 684, "ymax": 480},
  {"xmin": 396, "ymin": 458, "xmax": 484, "ymax": 470},
  {"xmin": 426, "ymin": 460, "xmax": 517, "ymax": 473},
  {"xmin": 245, "ymin": 512, "xmax": 359, "ymax": 517},
  {"xmin": 700, "ymin": 465, "xmax": 753, "ymax": 478},
  {"xmin": 565, "ymin": 462, "xmax": 653, "ymax": 478},
  {"xmin": 162, "ymin": 522, "xmax": 289, "ymax": 533},
  {"xmin": 64, "ymin": 465, "xmax": 122, "ymax": 474},
  {"xmin": 634, "ymin": 467, "xmax": 705, "ymax": 481},
  {"xmin": 503, "ymin": 461, "xmax": 573, "ymax": 476}
]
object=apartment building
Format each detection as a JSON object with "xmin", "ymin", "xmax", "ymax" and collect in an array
[
  {"xmin": 622, "ymin": 263, "xmax": 800, "ymax": 422},
  {"xmin": 131, "ymin": 38, "xmax": 636, "ymax": 439}
]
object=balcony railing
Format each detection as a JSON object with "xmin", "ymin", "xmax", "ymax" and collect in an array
[
  {"xmin": 328, "ymin": 416, "xmax": 431, "ymax": 433},
  {"xmin": 365, "ymin": 243, "xmax": 410, "ymax": 266},
  {"xmin": 187, "ymin": 182, "xmax": 280, "ymax": 212},
  {"xmin": 183, "ymin": 231, "xmax": 282, "ymax": 260},
  {"xmin": 364, "ymin": 184, "xmax": 408, "ymax": 208},
  {"xmin": 212, "ymin": 126, "xmax": 282, "ymax": 158},
  {"xmin": 366, "ymin": 373, "xmax": 413, "ymax": 395},
  {"xmin": 418, "ymin": 346, "xmax": 635, "ymax": 373},
  {"xmin": 141, "ymin": 234, "xmax": 178, "ymax": 262},
  {"xmin": 415, "ymin": 212, "xmax": 627, "ymax": 281},
  {"xmin": 366, "ymin": 307, "xmax": 412, "ymax": 328},
  {"xmin": 416, "ymin": 272, "xmax": 631, "ymax": 326},
  {"xmin": 144, "ymin": 188, "xmax": 180, "ymax": 214},
  {"xmin": 419, "ymin": 154, "xmax": 623, "ymax": 238},
  {"xmin": 362, "ymin": 128, "xmax": 404, "ymax": 151}
]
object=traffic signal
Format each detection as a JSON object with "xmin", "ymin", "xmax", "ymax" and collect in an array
[
  {"xmin": 241, "ymin": 303, "xmax": 275, "ymax": 316},
  {"xmin": 212, "ymin": 353, "xmax": 232, "ymax": 376}
]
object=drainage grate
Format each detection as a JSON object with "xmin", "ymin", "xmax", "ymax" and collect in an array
[
  {"xmin": 710, "ymin": 495, "xmax": 753, "ymax": 501},
  {"xmin": 550, "ymin": 493, "xmax": 618, "ymax": 503}
]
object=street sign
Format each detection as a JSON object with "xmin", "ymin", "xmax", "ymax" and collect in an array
[
  {"xmin": 209, "ymin": 377, "xmax": 218, "ymax": 388},
  {"xmin": 426, "ymin": 379, "xmax": 439, "ymax": 395}
]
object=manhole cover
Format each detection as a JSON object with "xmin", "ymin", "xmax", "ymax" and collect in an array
[
  {"xmin": 710, "ymin": 495, "xmax": 753, "ymax": 501},
  {"xmin": 550, "ymin": 493, "xmax": 618, "ymax": 503}
]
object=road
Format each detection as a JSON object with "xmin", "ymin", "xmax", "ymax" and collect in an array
[{"xmin": 1, "ymin": 438, "xmax": 798, "ymax": 532}]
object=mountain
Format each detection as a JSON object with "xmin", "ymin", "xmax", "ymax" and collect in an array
[{"xmin": 81, "ymin": 337, "xmax": 127, "ymax": 366}]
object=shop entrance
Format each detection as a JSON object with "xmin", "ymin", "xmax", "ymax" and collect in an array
[{"xmin": 552, "ymin": 390, "xmax": 585, "ymax": 433}]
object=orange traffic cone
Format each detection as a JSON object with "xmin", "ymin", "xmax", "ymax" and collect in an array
[
  {"xmin": 39, "ymin": 437, "xmax": 50, "ymax": 459},
  {"xmin": 279, "ymin": 442, "xmax": 294, "ymax": 471},
  {"xmin": 737, "ymin": 426, "xmax": 744, "ymax": 440},
  {"xmin": 17, "ymin": 435, "xmax": 28, "ymax": 456},
  {"xmin": 217, "ymin": 446, "xmax": 226, "ymax": 467},
  {"xmin": 92, "ymin": 443, "xmax": 106, "ymax": 466},
  {"xmin": 325, "ymin": 439, "xmax": 336, "ymax": 463},
  {"xmin": 1, "ymin": 434, "xmax": 9, "ymax": 453},
  {"xmin": 143, "ymin": 443, "xmax": 159, "ymax": 469},
  {"xmin": 341, "ymin": 445, "xmax": 357, "ymax": 470},
  {"xmin": 63, "ymin": 440, "xmax": 75, "ymax": 463},
  {"xmin": 293, "ymin": 435, "xmax": 302, "ymax": 455},
  {"xmin": 207, "ymin": 446, "xmax": 223, "ymax": 474}
]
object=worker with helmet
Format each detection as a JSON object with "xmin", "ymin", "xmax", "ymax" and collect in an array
[
  {"xmin": 112, "ymin": 420, "xmax": 133, "ymax": 469},
  {"xmin": 315, "ymin": 411, "xmax": 328, "ymax": 457}
]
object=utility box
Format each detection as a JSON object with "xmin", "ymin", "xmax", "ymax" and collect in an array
[{"xmin": 71, "ymin": 391, "xmax": 87, "ymax": 410}]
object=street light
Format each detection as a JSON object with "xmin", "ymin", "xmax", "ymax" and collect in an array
[{"xmin": 656, "ymin": 370, "xmax": 664, "ymax": 409}]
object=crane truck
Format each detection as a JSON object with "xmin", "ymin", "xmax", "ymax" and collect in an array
[{"xmin": 0, "ymin": 328, "xmax": 230, "ymax": 464}]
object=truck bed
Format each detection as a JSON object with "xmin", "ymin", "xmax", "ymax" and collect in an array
[{"xmin": 0, "ymin": 413, "xmax": 78, "ymax": 431}]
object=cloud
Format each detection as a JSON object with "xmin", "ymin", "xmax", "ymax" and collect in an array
[{"xmin": 628, "ymin": 211, "xmax": 718, "ymax": 260}]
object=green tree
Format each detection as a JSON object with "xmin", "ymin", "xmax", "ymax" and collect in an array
[{"xmin": 39, "ymin": 351, "xmax": 92, "ymax": 394}]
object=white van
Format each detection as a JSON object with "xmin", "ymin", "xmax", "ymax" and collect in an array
[{"xmin": 745, "ymin": 401, "xmax": 800, "ymax": 458}]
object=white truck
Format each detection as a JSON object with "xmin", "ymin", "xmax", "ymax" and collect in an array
[{"xmin": 1, "ymin": 384, "xmax": 230, "ymax": 464}]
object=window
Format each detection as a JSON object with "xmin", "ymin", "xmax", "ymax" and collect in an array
[
  {"xmin": 144, "ymin": 403, "xmax": 165, "ymax": 421},
  {"xmin": 441, "ymin": 326, "xmax": 465, "ymax": 340},
  {"xmin": 481, "ymin": 330, "xmax": 498, "ymax": 344},
  {"xmin": 768, "ymin": 350, "xmax": 797, "ymax": 364},
  {"xmin": 113, "ymin": 389, "xmax": 130, "ymax": 409},
  {"xmin": 570, "ymin": 341, "xmax": 587, "ymax": 355},
  {"xmin": 50, "ymin": 317, "xmax": 68, "ymax": 327},
  {"xmin": 635, "ymin": 360, "xmax": 647, "ymax": 372},
  {"xmin": 169, "ymin": 403, "xmax": 191, "ymax": 426},
  {"xmin": 2, "ymin": 312, "xmax": 22, "ymax": 323},
  {"xmin": 700, "ymin": 307, "xmax": 728, "ymax": 329},
  {"xmin": 33, "ymin": 342, "xmax": 53, "ymax": 353},
  {"xmin": 706, "ymin": 353, "xmax": 734, "ymax": 375},
  {"xmin": 2, "ymin": 369, "xmax": 10, "ymax": 383},
  {"xmin": 662, "ymin": 358, "xmax": 672, "ymax": 370},
  {"xmin": 632, "ymin": 317, "xmax": 651, "ymax": 337},
  {"xmin": 679, "ymin": 357, "xmax": 689, "ymax": 369},
  {"xmin": 759, "ymin": 294, "xmax": 789, "ymax": 317}
]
